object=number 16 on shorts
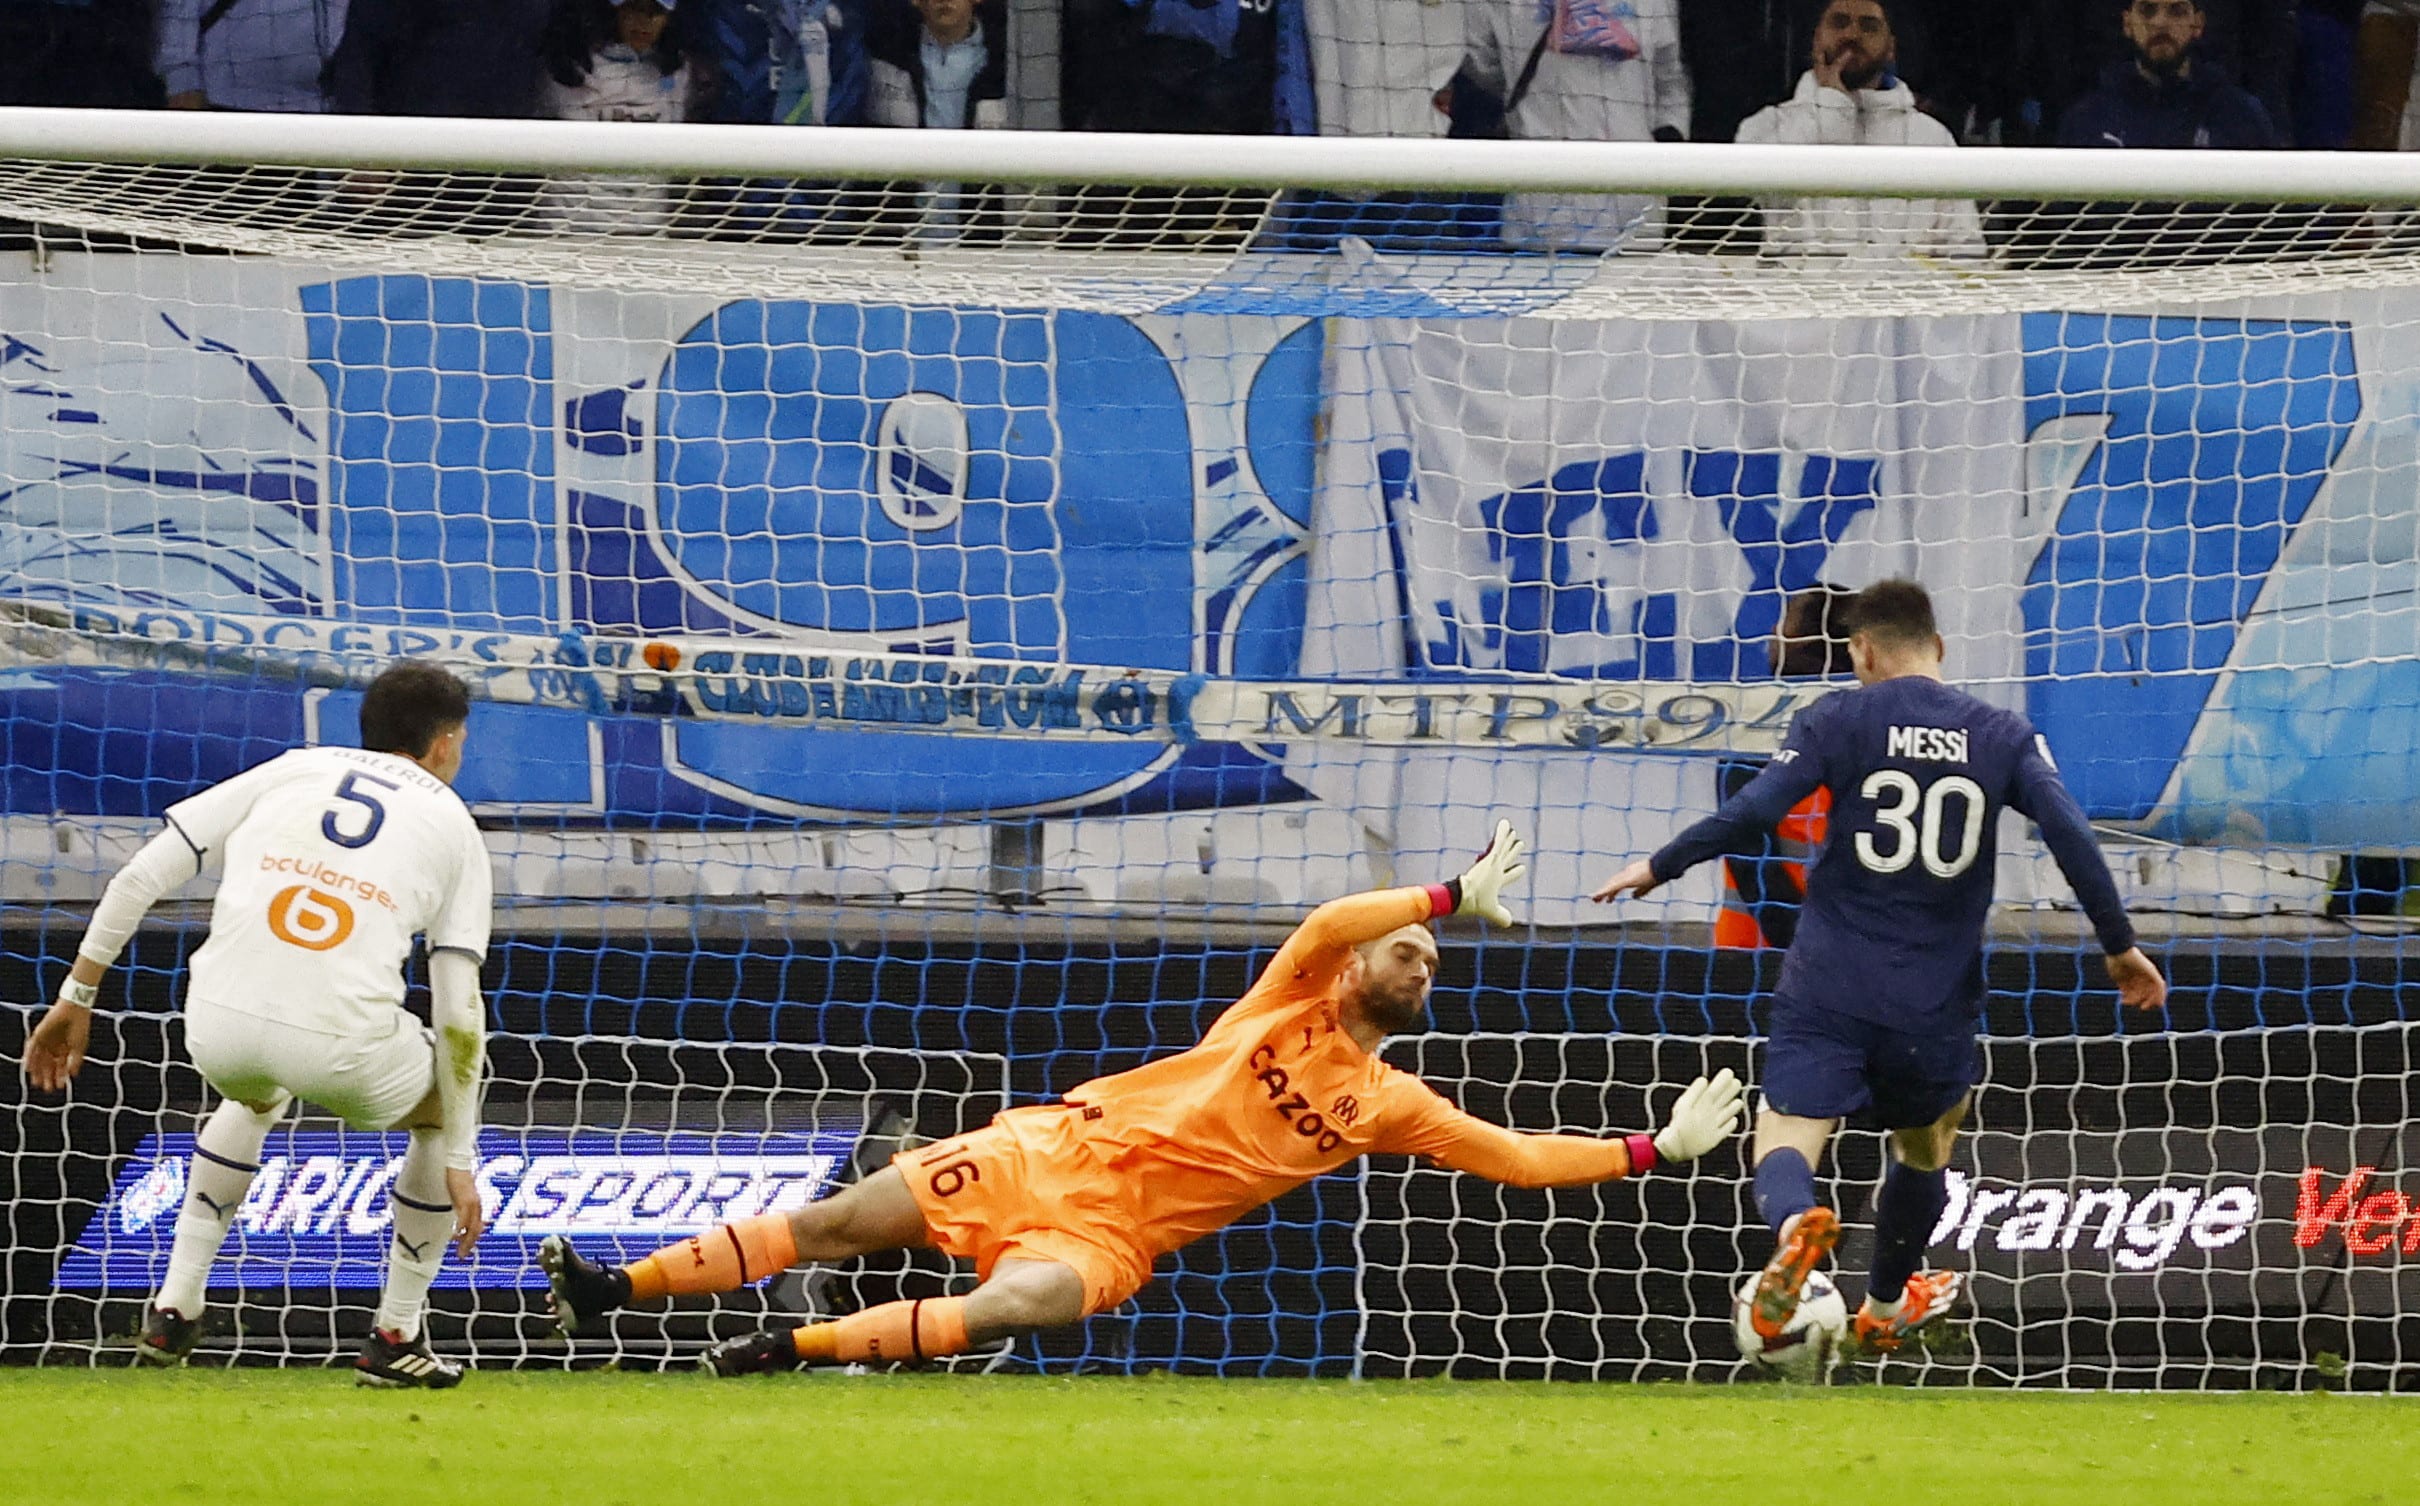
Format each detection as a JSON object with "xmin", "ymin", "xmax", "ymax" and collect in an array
[{"xmin": 920, "ymin": 1140, "xmax": 982, "ymax": 1199}]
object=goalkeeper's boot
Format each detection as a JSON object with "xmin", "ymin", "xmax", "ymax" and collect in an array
[
  {"xmin": 354, "ymin": 1327, "xmax": 464, "ymax": 1390},
  {"xmin": 1749, "ymin": 1205, "xmax": 1841, "ymax": 1343},
  {"xmin": 1852, "ymin": 1269, "xmax": 1966, "ymax": 1354},
  {"xmin": 701, "ymin": 1329, "xmax": 806, "ymax": 1378},
  {"xmin": 538, "ymin": 1234, "xmax": 630, "ymax": 1339},
  {"xmin": 135, "ymin": 1306, "xmax": 201, "ymax": 1367}
]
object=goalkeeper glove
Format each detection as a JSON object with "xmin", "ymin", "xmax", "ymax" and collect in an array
[
  {"xmin": 1444, "ymin": 819, "xmax": 1527, "ymax": 926},
  {"xmin": 1648, "ymin": 1068, "xmax": 1745, "ymax": 1164}
]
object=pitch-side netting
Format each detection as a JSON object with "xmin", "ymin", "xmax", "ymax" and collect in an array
[
  {"xmin": 0, "ymin": 113, "xmax": 2412, "ymax": 1387},
  {"xmin": 1365, "ymin": 1024, "xmax": 2415, "ymax": 1387},
  {"xmin": 9, "ymin": 1014, "xmax": 1007, "ymax": 1369}
]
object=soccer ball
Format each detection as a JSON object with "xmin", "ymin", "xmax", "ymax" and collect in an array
[{"xmin": 1732, "ymin": 1270, "xmax": 1849, "ymax": 1382}]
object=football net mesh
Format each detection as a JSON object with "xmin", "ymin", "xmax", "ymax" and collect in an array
[
  {"xmin": 1365, "ymin": 1027, "xmax": 2410, "ymax": 1386},
  {"xmin": 14, "ymin": 1018, "xmax": 1009, "ymax": 1370},
  {"xmin": 4, "ymin": 152, "xmax": 2420, "ymax": 319},
  {"xmin": 0, "ymin": 119, "xmax": 2413, "ymax": 1386}
]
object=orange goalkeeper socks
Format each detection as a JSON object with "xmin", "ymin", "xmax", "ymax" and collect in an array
[
  {"xmin": 623, "ymin": 1213, "xmax": 799, "ymax": 1302},
  {"xmin": 791, "ymin": 1296, "xmax": 971, "ymax": 1365}
]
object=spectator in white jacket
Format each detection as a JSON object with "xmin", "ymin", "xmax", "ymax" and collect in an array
[
  {"xmin": 1734, "ymin": 0, "xmax": 1984, "ymax": 258},
  {"xmin": 157, "ymin": 0, "xmax": 347, "ymax": 113},
  {"xmin": 865, "ymin": 0, "xmax": 1004, "ymax": 129},
  {"xmin": 1309, "ymin": 0, "xmax": 1469, "ymax": 139},
  {"xmin": 865, "ymin": 0, "xmax": 1007, "ymax": 240},
  {"xmin": 1460, "ymin": 0, "xmax": 1689, "ymax": 251},
  {"xmin": 539, "ymin": 0, "xmax": 700, "ymax": 232}
]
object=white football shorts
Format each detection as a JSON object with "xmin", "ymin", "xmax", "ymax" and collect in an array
[{"xmin": 184, "ymin": 997, "xmax": 436, "ymax": 1130}]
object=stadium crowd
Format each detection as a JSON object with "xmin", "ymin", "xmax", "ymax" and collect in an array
[
  {"xmin": 0, "ymin": 0, "xmax": 2395, "ymax": 142},
  {"xmin": 0, "ymin": 0, "xmax": 2404, "ymax": 252}
]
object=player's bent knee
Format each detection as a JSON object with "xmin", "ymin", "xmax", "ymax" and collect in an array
[
  {"xmin": 784, "ymin": 1190, "xmax": 857, "ymax": 1254},
  {"xmin": 965, "ymin": 1260, "xmax": 1086, "ymax": 1337},
  {"xmin": 394, "ymin": 1081, "xmax": 445, "ymax": 1131},
  {"xmin": 1890, "ymin": 1100, "xmax": 1969, "ymax": 1172},
  {"xmin": 787, "ymin": 1167, "xmax": 930, "ymax": 1260},
  {"xmin": 1890, "ymin": 1134, "xmax": 1950, "ymax": 1172},
  {"xmin": 1752, "ymin": 1107, "xmax": 1835, "ymax": 1165}
]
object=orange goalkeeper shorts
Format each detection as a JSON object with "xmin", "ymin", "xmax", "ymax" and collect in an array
[{"xmin": 894, "ymin": 1105, "xmax": 1154, "ymax": 1317}]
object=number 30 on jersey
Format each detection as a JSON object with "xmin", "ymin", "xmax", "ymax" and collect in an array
[{"xmin": 1854, "ymin": 770, "xmax": 1985, "ymax": 879}]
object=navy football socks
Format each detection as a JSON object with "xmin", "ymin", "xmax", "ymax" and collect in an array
[
  {"xmin": 1866, "ymin": 1158, "xmax": 1951, "ymax": 1304},
  {"xmin": 1752, "ymin": 1148, "xmax": 1819, "ymax": 1236}
]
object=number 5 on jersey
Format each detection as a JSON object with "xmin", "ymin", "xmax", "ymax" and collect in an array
[{"xmin": 323, "ymin": 771, "xmax": 399, "ymax": 849}]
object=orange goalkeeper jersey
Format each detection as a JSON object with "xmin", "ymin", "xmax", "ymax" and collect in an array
[{"xmin": 1055, "ymin": 886, "xmax": 1642, "ymax": 1263}]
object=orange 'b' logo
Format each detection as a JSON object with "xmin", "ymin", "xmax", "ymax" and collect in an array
[{"xmin": 266, "ymin": 884, "xmax": 355, "ymax": 951}]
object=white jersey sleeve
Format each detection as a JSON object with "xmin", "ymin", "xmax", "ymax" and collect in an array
[
  {"xmin": 427, "ymin": 816, "xmax": 494, "ymax": 963},
  {"xmin": 182, "ymin": 746, "xmax": 491, "ymax": 1039},
  {"xmin": 161, "ymin": 752, "xmax": 295, "ymax": 871}
]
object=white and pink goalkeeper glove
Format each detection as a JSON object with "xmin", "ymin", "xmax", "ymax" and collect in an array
[
  {"xmin": 1649, "ymin": 1068, "xmax": 1745, "ymax": 1164},
  {"xmin": 1437, "ymin": 819, "xmax": 1527, "ymax": 926}
]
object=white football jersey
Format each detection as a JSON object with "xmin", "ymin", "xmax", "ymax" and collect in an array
[{"xmin": 169, "ymin": 746, "xmax": 492, "ymax": 1040}]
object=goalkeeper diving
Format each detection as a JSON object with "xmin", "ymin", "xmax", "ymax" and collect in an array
[{"xmin": 543, "ymin": 821, "xmax": 1745, "ymax": 1373}]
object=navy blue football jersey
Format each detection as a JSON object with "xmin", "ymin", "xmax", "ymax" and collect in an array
[{"xmin": 1650, "ymin": 675, "xmax": 2134, "ymax": 1027}]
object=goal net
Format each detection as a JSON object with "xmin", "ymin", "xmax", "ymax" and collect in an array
[
  {"xmin": 10, "ymin": 1010, "xmax": 1008, "ymax": 1368},
  {"xmin": 1363, "ymin": 1025, "xmax": 2412, "ymax": 1387},
  {"xmin": 0, "ymin": 112, "xmax": 2413, "ymax": 1388}
]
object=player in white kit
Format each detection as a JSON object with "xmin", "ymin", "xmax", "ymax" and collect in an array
[{"xmin": 23, "ymin": 662, "xmax": 493, "ymax": 1388}]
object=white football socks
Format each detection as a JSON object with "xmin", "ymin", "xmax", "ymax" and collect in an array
[
  {"xmin": 154, "ymin": 1097, "xmax": 284, "ymax": 1318},
  {"xmin": 374, "ymin": 1128, "xmax": 454, "ymax": 1343}
]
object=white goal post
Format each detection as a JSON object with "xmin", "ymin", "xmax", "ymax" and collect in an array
[
  {"xmin": 1, "ymin": 108, "xmax": 2413, "ymax": 1388},
  {"xmin": 2, "ymin": 108, "xmax": 2420, "ymax": 319},
  {"xmin": 4, "ymin": 107, "xmax": 2419, "ymax": 200}
]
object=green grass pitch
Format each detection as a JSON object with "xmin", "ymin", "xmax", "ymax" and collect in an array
[{"xmin": 2, "ymin": 1370, "xmax": 2410, "ymax": 1506}]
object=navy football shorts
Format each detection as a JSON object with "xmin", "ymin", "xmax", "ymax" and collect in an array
[{"xmin": 1760, "ymin": 997, "xmax": 1978, "ymax": 1129}]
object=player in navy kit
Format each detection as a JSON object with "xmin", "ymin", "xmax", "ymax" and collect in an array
[{"xmin": 1591, "ymin": 580, "xmax": 2166, "ymax": 1352}]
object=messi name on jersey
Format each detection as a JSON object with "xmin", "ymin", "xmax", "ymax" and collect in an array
[{"xmin": 1886, "ymin": 725, "xmax": 1971, "ymax": 763}]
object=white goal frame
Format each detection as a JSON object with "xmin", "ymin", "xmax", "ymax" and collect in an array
[{"xmin": 1, "ymin": 107, "xmax": 2418, "ymax": 205}]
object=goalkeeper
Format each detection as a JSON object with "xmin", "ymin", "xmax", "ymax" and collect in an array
[{"xmin": 544, "ymin": 821, "xmax": 1745, "ymax": 1374}]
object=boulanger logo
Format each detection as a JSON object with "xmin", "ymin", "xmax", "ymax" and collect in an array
[
  {"xmin": 266, "ymin": 884, "xmax": 356, "ymax": 951},
  {"xmin": 258, "ymin": 853, "xmax": 399, "ymax": 912}
]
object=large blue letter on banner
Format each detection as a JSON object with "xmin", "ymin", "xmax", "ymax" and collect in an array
[{"xmin": 2021, "ymin": 315, "xmax": 2361, "ymax": 819}]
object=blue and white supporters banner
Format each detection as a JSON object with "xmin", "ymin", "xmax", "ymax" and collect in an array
[
  {"xmin": 1304, "ymin": 304, "xmax": 2414, "ymax": 891},
  {"xmin": 1302, "ymin": 315, "xmax": 2028, "ymax": 909},
  {"xmin": 1318, "ymin": 315, "xmax": 2030, "ymax": 690},
  {"xmin": 0, "ymin": 258, "xmax": 1320, "ymax": 822},
  {"xmin": 3, "ymin": 256, "xmax": 2413, "ymax": 857}
]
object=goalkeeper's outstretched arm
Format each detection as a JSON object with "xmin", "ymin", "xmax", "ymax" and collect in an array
[
  {"xmin": 1386, "ymin": 1070, "xmax": 1746, "ymax": 1188},
  {"xmin": 23, "ymin": 825, "xmax": 204, "ymax": 1093},
  {"xmin": 1261, "ymin": 820, "xmax": 1529, "ymax": 988}
]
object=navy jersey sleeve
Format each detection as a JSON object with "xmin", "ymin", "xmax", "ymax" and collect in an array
[
  {"xmin": 1649, "ymin": 704, "xmax": 1830, "ymax": 884},
  {"xmin": 2006, "ymin": 724, "xmax": 2136, "ymax": 956}
]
